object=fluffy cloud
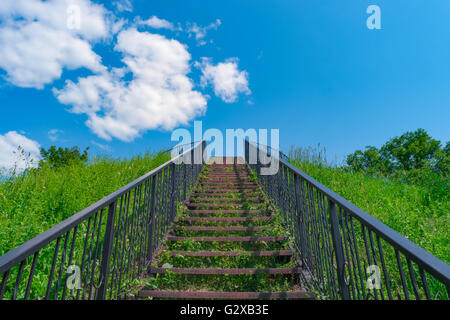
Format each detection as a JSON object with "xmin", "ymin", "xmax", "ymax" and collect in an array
[
  {"xmin": 54, "ymin": 28, "xmax": 207, "ymax": 141},
  {"xmin": 0, "ymin": 131, "xmax": 41, "ymax": 173},
  {"xmin": 138, "ymin": 16, "xmax": 175, "ymax": 30},
  {"xmin": 0, "ymin": 2, "xmax": 250, "ymax": 142},
  {"xmin": 187, "ymin": 19, "xmax": 221, "ymax": 46},
  {"xmin": 0, "ymin": 0, "xmax": 115, "ymax": 89},
  {"xmin": 197, "ymin": 58, "xmax": 250, "ymax": 103}
]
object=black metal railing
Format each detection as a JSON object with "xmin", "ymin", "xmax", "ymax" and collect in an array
[
  {"xmin": 0, "ymin": 141, "xmax": 205, "ymax": 300},
  {"xmin": 245, "ymin": 140, "xmax": 450, "ymax": 300}
]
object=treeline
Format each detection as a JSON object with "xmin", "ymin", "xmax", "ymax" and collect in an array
[
  {"xmin": 346, "ymin": 129, "xmax": 449, "ymax": 200},
  {"xmin": 39, "ymin": 146, "xmax": 90, "ymax": 168}
]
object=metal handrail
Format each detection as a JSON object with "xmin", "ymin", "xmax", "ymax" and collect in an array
[
  {"xmin": 279, "ymin": 159, "xmax": 450, "ymax": 285},
  {"xmin": 245, "ymin": 139, "xmax": 450, "ymax": 300},
  {"xmin": 0, "ymin": 148, "xmax": 180, "ymax": 274},
  {"xmin": 0, "ymin": 140, "xmax": 206, "ymax": 300}
]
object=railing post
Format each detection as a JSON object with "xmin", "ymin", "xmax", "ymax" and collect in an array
[
  {"xmin": 170, "ymin": 162, "xmax": 177, "ymax": 221},
  {"xmin": 96, "ymin": 200, "xmax": 116, "ymax": 300},
  {"xmin": 191, "ymin": 147, "xmax": 194, "ymax": 190},
  {"xmin": 146, "ymin": 175, "xmax": 157, "ymax": 260},
  {"xmin": 293, "ymin": 175, "xmax": 306, "ymax": 257},
  {"xmin": 328, "ymin": 199, "xmax": 350, "ymax": 300},
  {"xmin": 181, "ymin": 148, "xmax": 188, "ymax": 200},
  {"xmin": 244, "ymin": 140, "xmax": 249, "ymax": 164},
  {"xmin": 256, "ymin": 144, "xmax": 261, "ymax": 177},
  {"xmin": 182, "ymin": 161, "xmax": 187, "ymax": 201}
]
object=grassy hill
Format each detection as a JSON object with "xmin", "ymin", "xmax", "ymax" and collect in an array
[
  {"xmin": 0, "ymin": 152, "xmax": 170, "ymax": 256},
  {"xmin": 288, "ymin": 147, "xmax": 449, "ymax": 264}
]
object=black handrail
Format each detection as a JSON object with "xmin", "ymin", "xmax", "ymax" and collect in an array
[
  {"xmin": 245, "ymin": 139, "xmax": 450, "ymax": 300},
  {"xmin": 0, "ymin": 141, "xmax": 206, "ymax": 300}
]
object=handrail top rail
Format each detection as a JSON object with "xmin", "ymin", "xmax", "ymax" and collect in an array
[
  {"xmin": 246, "ymin": 140, "xmax": 450, "ymax": 285},
  {"xmin": 0, "ymin": 141, "xmax": 204, "ymax": 274}
]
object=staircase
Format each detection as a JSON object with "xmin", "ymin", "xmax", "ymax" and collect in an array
[{"xmin": 137, "ymin": 158, "xmax": 313, "ymax": 300}]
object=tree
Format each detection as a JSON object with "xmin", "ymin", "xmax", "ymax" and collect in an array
[
  {"xmin": 379, "ymin": 129, "xmax": 441, "ymax": 171},
  {"xmin": 346, "ymin": 129, "xmax": 446, "ymax": 176},
  {"xmin": 39, "ymin": 146, "xmax": 89, "ymax": 168},
  {"xmin": 435, "ymin": 141, "xmax": 450, "ymax": 177},
  {"xmin": 346, "ymin": 146, "xmax": 386, "ymax": 174}
]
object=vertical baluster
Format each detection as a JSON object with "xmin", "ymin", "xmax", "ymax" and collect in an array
[
  {"xmin": 82, "ymin": 211, "xmax": 99, "ymax": 299},
  {"xmin": 88, "ymin": 209, "xmax": 104, "ymax": 299},
  {"xmin": 406, "ymin": 259, "xmax": 421, "ymax": 300},
  {"xmin": 12, "ymin": 260, "xmax": 25, "ymax": 300},
  {"xmin": 54, "ymin": 231, "xmax": 70, "ymax": 299},
  {"xmin": 45, "ymin": 236, "xmax": 61, "ymax": 300},
  {"xmin": 76, "ymin": 215, "xmax": 93, "ymax": 300},
  {"xmin": 376, "ymin": 235, "xmax": 392, "ymax": 299},
  {"xmin": 24, "ymin": 252, "xmax": 39, "ymax": 300},
  {"xmin": 147, "ymin": 175, "xmax": 157, "ymax": 260},
  {"xmin": 170, "ymin": 162, "xmax": 177, "ymax": 221},
  {"xmin": 117, "ymin": 192, "xmax": 132, "ymax": 297},
  {"xmin": 361, "ymin": 225, "xmax": 377, "ymax": 300},
  {"xmin": 62, "ymin": 226, "xmax": 78, "ymax": 300},
  {"xmin": 317, "ymin": 192, "xmax": 338, "ymax": 299},
  {"xmin": 349, "ymin": 216, "xmax": 366, "ymax": 300},
  {"xmin": 96, "ymin": 201, "xmax": 117, "ymax": 300},
  {"xmin": 0, "ymin": 270, "xmax": 10, "ymax": 299},
  {"xmin": 337, "ymin": 208, "xmax": 356, "ymax": 299},
  {"xmin": 110, "ymin": 194, "xmax": 128, "ymax": 299},
  {"xmin": 395, "ymin": 249, "xmax": 410, "ymax": 300},
  {"xmin": 418, "ymin": 268, "xmax": 431, "ymax": 300},
  {"xmin": 138, "ymin": 180, "xmax": 151, "ymax": 277},
  {"xmin": 328, "ymin": 200, "xmax": 350, "ymax": 300},
  {"xmin": 368, "ymin": 229, "xmax": 383, "ymax": 299},
  {"xmin": 342, "ymin": 213, "xmax": 362, "ymax": 299}
]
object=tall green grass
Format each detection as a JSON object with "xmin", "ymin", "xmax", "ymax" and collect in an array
[
  {"xmin": 287, "ymin": 146, "xmax": 449, "ymax": 264},
  {"xmin": 0, "ymin": 152, "xmax": 170, "ymax": 256}
]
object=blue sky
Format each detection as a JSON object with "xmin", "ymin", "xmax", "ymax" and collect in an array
[{"xmin": 0, "ymin": 0, "xmax": 449, "ymax": 170}]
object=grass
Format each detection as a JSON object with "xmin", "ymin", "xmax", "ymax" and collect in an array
[
  {"xmin": 0, "ymin": 151, "xmax": 171, "ymax": 300},
  {"xmin": 0, "ymin": 151, "xmax": 170, "ymax": 257},
  {"xmin": 1, "ymin": 145, "xmax": 447, "ymax": 300},
  {"xmin": 287, "ymin": 148, "xmax": 449, "ymax": 264},
  {"xmin": 287, "ymin": 146, "xmax": 449, "ymax": 299}
]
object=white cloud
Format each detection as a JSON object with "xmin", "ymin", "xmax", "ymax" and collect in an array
[
  {"xmin": 48, "ymin": 129, "xmax": 63, "ymax": 142},
  {"xmin": 0, "ymin": 131, "xmax": 41, "ymax": 173},
  {"xmin": 113, "ymin": 0, "xmax": 133, "ymax": 12},
  {"xmin": 54, "ymin": 28, "xmax": 207, "ymax": 141},
  {"xmin": 138, "ymin": 16, "xmax": 175, "ymax": 30},
  {"xmin": 187, "ymin": 19, "xmax": 221, "ymax": 45},
  {"xmin": 0, "ymin": 0, "xmax": 115, "ymax": 89},
  {"xmin": 0, "ymin": 3, "xmax": 250, "ymax": 142},
  {"xmin": 197, "ymin": 57, "xmax": 250, "ymax": 103}
]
